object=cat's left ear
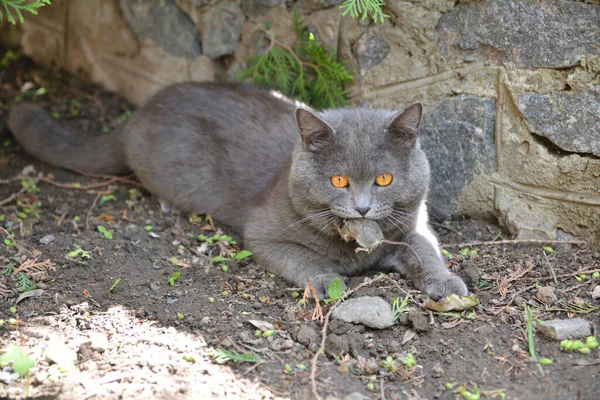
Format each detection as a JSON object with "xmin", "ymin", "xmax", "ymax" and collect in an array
[
  {"xmin": 295, "ymin": 108, "xmax": 335, "ymax": 151},
  {"xmin": 387, "ymin": 102, "xmax": 422, "ymax": 146}
]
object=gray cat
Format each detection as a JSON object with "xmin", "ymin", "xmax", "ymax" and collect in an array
[{"xmin": 8, "ymin": 82, "xmax": 467, "ymax": 300}]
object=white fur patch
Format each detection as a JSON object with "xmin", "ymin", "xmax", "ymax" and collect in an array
[{"xmin": 415, "ymin": 201, "xmax": 441, "ymax": 256}]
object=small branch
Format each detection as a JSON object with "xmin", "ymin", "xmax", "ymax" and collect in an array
[
  {"xmin": 85, "ymin": 193, "xmax": 101, "ymax": 232},
  {"xmin": 542, "ymin": 251, "xmax": 558, "ymax": 285},
  {"xmin": 310, "ymin": 275, "xmax": 385, "ymax": 400},
  {"xmin": 441, "ymin": 239, "xmax": 586, "ymax": 248},
  {"xmin": 0, "ymin": 186, "xmax": 28, "ymax": 208}
]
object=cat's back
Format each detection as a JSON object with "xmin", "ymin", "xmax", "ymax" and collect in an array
[{"xmin": 120, "ymin": 82, "xmax": 300, "ymax": 230}]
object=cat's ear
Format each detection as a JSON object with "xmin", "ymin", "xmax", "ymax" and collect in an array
[
  {"xmin": 295, "ymin": 108, "xmax": 334, "ymax": 151},
  {"xmin": 387, "ymin": 102, "xmax": 423, "ymax": 146}
]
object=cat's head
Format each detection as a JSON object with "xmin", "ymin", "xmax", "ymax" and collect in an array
[{"xmin": 289, "ymin": 104, "xmax": 430, "ymax": 236}]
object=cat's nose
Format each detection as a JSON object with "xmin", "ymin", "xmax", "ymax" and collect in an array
[{"xmin": 355, "ymin": 206, "xmax": 371, "ymax": 216}]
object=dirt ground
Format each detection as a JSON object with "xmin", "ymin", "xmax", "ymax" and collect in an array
[{"xmin": 0, "ymin": 48, "xmax": 599, "ymax": 400}]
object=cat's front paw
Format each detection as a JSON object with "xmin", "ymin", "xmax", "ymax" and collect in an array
[
  {"xmin": 424, "ymin": 274, "xmax": 468, "ymax": 301},
  {"xmin": 308, "ymin": 274, "xmax": 347, "ymax": 300}
]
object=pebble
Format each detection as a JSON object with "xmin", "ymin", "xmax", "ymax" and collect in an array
[
  {"xmin": 536, "ymin": 286, "xmax": 558, "ymax": 305},
  {"xmin": 432, "ymin": 365, "xmax": 444, "ymax": 378},
  {"xmin": 332, "ymin": 296, "xmax": 394, "ymax": 329},
  {"xmin": 538, "ymin": 318, "xmax": 591, "ymax": 340},
  {"xmin": 39, "ymin": 234, "xmax": 55, "ymax": 245},
  {"xmin": 408, "ymin": 310, "xmax": 431, "ymax": 332},
  {"xmin": 592, "ymin": 285, "xmax": 600, "ymax": 300},
  {"xmin": 325, "ymin": 334, "xmax": 350, "ymax": 357},
  {"xmin": 296, "ymin": 325, "xmax": 319, "ymax": 345}
]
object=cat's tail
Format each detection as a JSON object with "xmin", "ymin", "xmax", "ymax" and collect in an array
[{"xmin": 8, "ymin": 103, "xmax": 130, "ymax": 174}]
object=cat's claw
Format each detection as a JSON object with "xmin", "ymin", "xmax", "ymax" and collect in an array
[
  {"xmin": 423, "ymin": 274, "xmax": 468, "ymax": 301},
  {"xmin": 308, "ymin": 273, "xmax": 347, "ymax": 300}
]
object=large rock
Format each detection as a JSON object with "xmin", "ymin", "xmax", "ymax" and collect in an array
[
  {"xmin": 420, "ymin": 95, "xmax": 496, "ymax": 218},
  {"xmin": 353, "ymin": 27, "xmax": 389, "ymax": 76},
  {"xmin": 332, "ymin": 296, "xmax": 394, "ymax": 329},
  {"xmin": 241, "ymin": 0, "xmax": 281, "ymax": 18},
  {"xmin": 201, "ymin": 1, "xmax": 244, "ymax": 59},
  {"xmin": 437, "ymin": 0, "xmax": 600, "ymax": 68},
  {"xmin": 119, "ymin": 0, "xmax": 201, "ymax": 60},
  {"xmin": 516, "ymin": 86, "xmax": 600, "ymax": 157}
]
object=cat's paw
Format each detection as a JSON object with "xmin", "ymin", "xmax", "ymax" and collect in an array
[
  {"xmin": 308, "ymin": 274, "xmax": 347, "ymax": 300},
  {"xmin": 424, "ymin": 274, "xmax": 468, "ymax": 301}
]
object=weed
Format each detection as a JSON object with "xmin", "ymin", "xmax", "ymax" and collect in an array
[
  {"xmin": 97, "ymin": 225, "xmax": 113, "ymax": 239},
  {"xmin": 380, "ymin": 356, "xmax": 397, "ymax": 372},
  {"xmin": 100, "ymin": 195, "xmax": 116, "ymax": 204},
  {"xmin": 144, "ymin": 225, "xmax": 153, "ymax": 231},
  {"xmin": 441, "ymin": 249, "xmax": 453, "ymax": 259},
  {"xmin": 323, "ymin": 277, "xmax": 343, "ymax": 304},
  {"xmin": 0, "ymin": 0, "xmax": 49, "ymax": 24},
  {"xmin": 67, "ymin": 248, "xmax": 91, "ymax": 259},
  {"xmin": 168, "ymin": 271, "xmax": 181, "ymax": 286},
  {"xmin": 109, "ymin": 278, "xmax": 121, "ymax": 293},
  {"xmin": 177, "ymin": 312, "xmax": 184, "ymax": 320},
  {"xmin": 14, "ymin": 272, "xmax": 36, "ymax": 293},
  {"xmin": 121, "ymin": 107, "xmax": 132, "ymax": 120},
  {"xmin": 398, "ymin": 353, "xmax": 416, "ymax": 367},
  {"xmin": 339, "ymin": 0, "xmax": 388, "ymax": 23},
  {"xmin": 0, "ymin": 344, "xmax": 34, "ymax": 397},
  {"xmin": 69, "ymin": 100, "xmax": 81, "ymax": 116},
  {"xmin": 392, "ymin": 295, "xmax": 410, "ymax": 320},
  {"xmin": 524, "ymin": 303, "xmax": 544, "ymax": 375},
  {"xmin": 0, "ymin": 49, "xmax": 19, "ymax": 68},
  {"xmin": 198, "ymin": 233, "xmax": 237, "ymax": 245},
  {"xmin": 207, "ymin": 348, "xmax": 259, "ymax": 364},
  {"xmin": 238, "ymin": 10, "xmax": 353, "ymax": 109},
  {"xmin": 4, "ymin": 238, "xmax": 17, "ymax": 249}
]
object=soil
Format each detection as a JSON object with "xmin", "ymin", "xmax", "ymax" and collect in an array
[{"xmin": 0, "ymin": 48, "xmax": 599, "ymax": 400}]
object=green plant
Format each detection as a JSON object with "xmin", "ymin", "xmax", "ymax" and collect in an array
[
  {"xmin": 392, "ymin": 295, "xmax": 410, "ymax": 320},
  {"xmin": 0, "ymin": 0, "xmax": 50, "ymax": 24},
  {"xmin": 14, "ymin": 272, "xmax": 35, "ymax": 293},
  {"xmin": 339, "ymin": 0, "xmax": 388, "ymax": 23},
  {"xmin": 398, "ymin": 352, "xmax": 415, "ymax": 367},
  {"xmin": 323, "ymin": 277, "xmax": 344, "ymax": 304},
  {"xmin": 197, "ymin": 233, "xmax": 237, "ymax": 245},
  {"xmin": 207, "ymin": 348, "xmax": 259, "ymax": 364},
  {"xmin": 4, "ymin": 238, "xmax": 17, "ymax": 249},
  {"xmin": 524, "ymin": 304, "xmax": 544, "ymax": 375},
  {"xmin": 109, "ymin": 278, "xmax": 121, "ymax": 293},
  {"xmin": 67, "ymin": 248, "xmax": 90, "ymax": 259},
  {"xmin": 100, "ymin": 195, "xmax": 116, "ymax": 204},
  {"xmin": 97, "ymin": 225, "xmax": 113, "ymax": 239},
  {"xmin": 0, "ymin": 344, "xmax": 34, "ymax": 397},
  {"xmin": 380, "ymin": 356, "xmax": 397, "ymax": 372},
  {"xmin": 168, "ymin": 271, "xmax": 181, "ymax": 286},
  {"xmin": 238, "ymin": 10, "xmax": 353, "ymax": 110}
]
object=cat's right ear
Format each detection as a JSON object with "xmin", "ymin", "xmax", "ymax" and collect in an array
[{"xmin": 295, "ymin": 108, "xmax": 334, "ymax": 151}]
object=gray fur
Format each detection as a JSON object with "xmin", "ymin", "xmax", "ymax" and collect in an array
[{"xmin": 8, "ymin": 82, "xmax": 467, "ymax": 300}]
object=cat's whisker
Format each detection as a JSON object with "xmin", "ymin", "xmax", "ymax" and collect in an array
[
  {"xmin": 384, "ymin": 217, "xmax": 407, "ymax": 236},
  {"xmin": 387, "ymin": 215, "xmax": 411, "ymax": 236},
  {"xmin": 286, "ymin": 210, "xmax": 332, "ymax": 229},
  {"xmin": 311, "ymin": 216, "xmax": 339, "ymax": 246}
]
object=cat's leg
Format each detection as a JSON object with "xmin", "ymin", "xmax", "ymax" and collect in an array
[
  {"xmin": 384, "ymin": 232, "xmax": 467, "ymax": 300},
  {"xmin": 249, "ymin": 241, "xmax": 346, "ymax": 300}
]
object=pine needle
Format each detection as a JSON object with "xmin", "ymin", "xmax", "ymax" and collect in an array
[
  {"xmin": 238, "ymin": 10, "xmax": 354, "ymax": 110},
  {"xmin": 206, "ymin": 348, "xmax": 260, "ymax": 364}
]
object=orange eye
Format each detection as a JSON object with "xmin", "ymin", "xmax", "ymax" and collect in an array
[
  {"xmin": 375, "ymin": 173, "xmax": 393, "ymax": 187},
  {"xmin": 331, "ymin": 175, "xmax": 349, "ymax": 188}
]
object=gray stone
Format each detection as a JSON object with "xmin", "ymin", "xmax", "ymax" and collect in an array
[
  {"xmin": 299, "ymin": 0, "xmax": 343, "ymax": 12},
  {"xmin": 325, "ymin": 333, "xmax": 350, "ymax": 357},
  {"xmin": 437, "ymin": 0, "xmax": 600, "ymax": 68},
  {"xmin": 352, "ymin": 27, "xmax": 389, "ymax": 73},
  {"xmin": 39, "ymin": 234, "xmax": 55, "ymax": 245},
  {"xmin": 420, "ymin": 95, "xmax": 496, "ymax": 218},
  {"xmin": 296, "ymin": 325, "xmax": 319, "ymax": 345},
  {"xmin": 119, "ymin": 0, "xmax": 201, "ymax": 60},
  {"xmin": 538, "ymin": 318, "xmax": 592, "ymax": 341},
  {"xmin": 592, "ymin": 285, "xmax": 600, "ymax": 300},
  {"xmin": 201, "ymin": 2, "xmax": 244, "ymax": 59},
  {"xmin": 535, "ymin": 286, "xmax": 558, "ymax": 305},
  {"xmin": 408, "ymin": 310, "xmax": 430, "ymax": 332},
  {"xmin": 516, "ymin": 87, "xmax": 600, "ymax": 157},
  {"xmin": 242, "ymin": 0, "xmax": 281, "ymax": 18},
  {"xmin": 332, "ymin": 296, "xmax": 394, "ymax": 329}
]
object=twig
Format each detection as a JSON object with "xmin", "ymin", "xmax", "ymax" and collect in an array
[
  {"xmin": 85, "ymin": 193, "xmax": 101, "ymax": 231},
  {"xmin": 525, "ymin": 268, "xmax": 600, "ymax": 281},
  {"xmin": 40, "ymin": 173, "xmax": 140, "ymax": 190},
  {"xmin": 242, "ymin": 360, "xmax": 265, "ymax": 376},
  {"xmin": 542, "ymin": 251, "xmax": 558, "ymax": 285},
  {"xmin": 310, "ymin": 275, "xmax": 385, "ymax": 400},
  {"xmin": 441, "ymin": 239, "xmax": 586, "ymax": 248},
  {"xmin": 0, "ymin": 186, "xmax": 28, "ymax": 207}
]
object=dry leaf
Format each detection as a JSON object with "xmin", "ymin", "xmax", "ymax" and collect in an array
[{"xmin": 425, "ymin": 294, "xmax": 480, "ymax": 312}]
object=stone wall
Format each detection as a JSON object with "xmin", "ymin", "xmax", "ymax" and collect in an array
[{"xmin": 2, "ymin": 0, "xmax": 600, "ymax": 247}]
